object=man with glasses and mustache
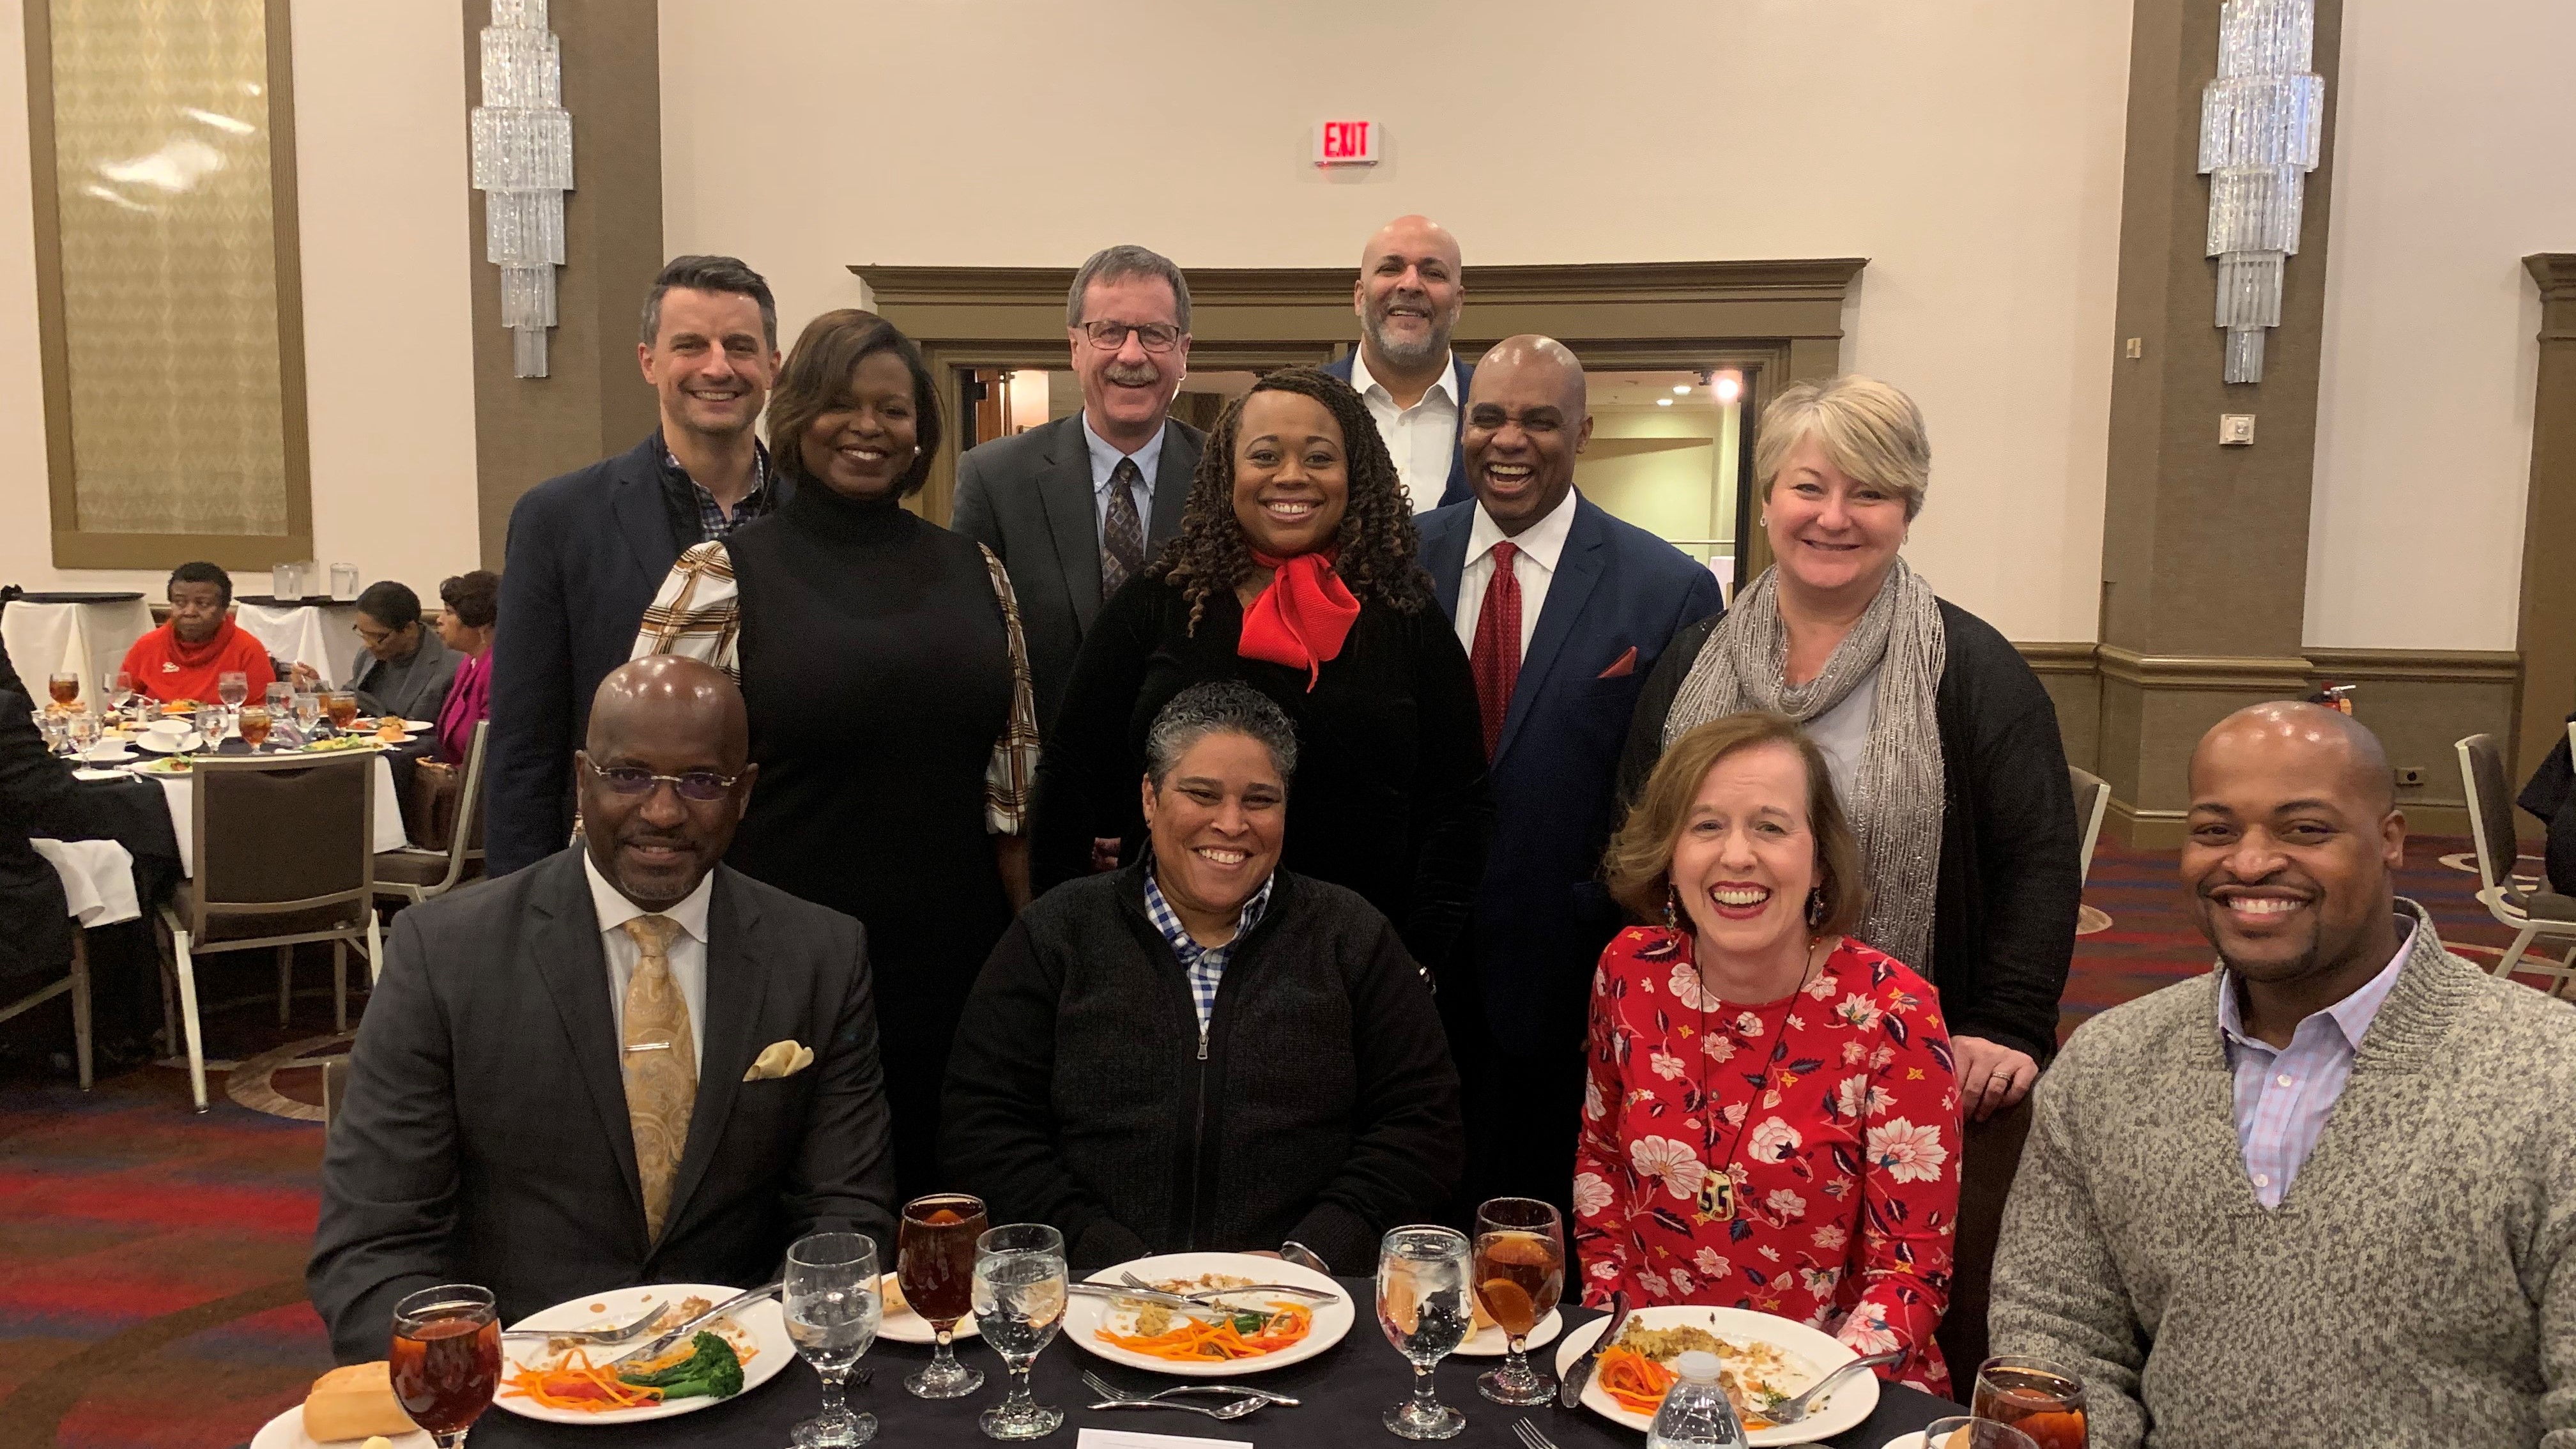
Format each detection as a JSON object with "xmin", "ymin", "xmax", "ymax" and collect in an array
[
  {"xmin": 312, "ymin": 657, "xmax": 896, "ymax": 1359},
  {"xmin": 1323, "ymin": 214, "xmax": 1473, "ymax": 514},
  {"xmin": 1988, "ymin": 702, "xmax": 2576, "ymax": 1448},
  {"xmin": 951, "ymin": 245, "xmax": 1205, "ymax": 733}
]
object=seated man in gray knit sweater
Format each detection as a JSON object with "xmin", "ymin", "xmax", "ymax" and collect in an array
[
  {"xmin": 943, "ymin": 681, "xmax": 1463, "ymax": 1272},
  {"xmin": 1990, "ymin": 702, "xmax": 2576, "ymax": 1449}
]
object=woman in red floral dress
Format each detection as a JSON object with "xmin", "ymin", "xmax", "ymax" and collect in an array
[{"xmin": 1575, "ymin": 711, "xmax": 1962, "ymax": 1394}]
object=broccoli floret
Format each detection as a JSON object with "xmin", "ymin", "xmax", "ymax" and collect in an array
[{"xmin": 618, "ymin": 1331, "xmax": 744, "ymax": 1400}]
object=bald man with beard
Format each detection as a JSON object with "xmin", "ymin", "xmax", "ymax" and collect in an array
[
  {"xmin": 1416, "ymin": 335, "xmax": 1723, "ymax": 1218},
  {"xmin": 1324, "ymin": 214, "xmax": 1475, "ymax": 513},
  {"xmin": 310, "ymin": 657, "xmax": 896, "ymax": 1363},
  {"xmin": 1989, "ymin": 703, "xmax": 2576, "ymax": 1448}
]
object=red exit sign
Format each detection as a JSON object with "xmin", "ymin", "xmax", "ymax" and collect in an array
[{"xmin": 1314, "ymin": 119, "xmax": 1381, "ymax": 167}]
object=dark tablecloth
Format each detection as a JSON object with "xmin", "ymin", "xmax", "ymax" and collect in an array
[{"xmin": 466, "ymin": 1286, "xmax": 1956, "ymax": 1449}]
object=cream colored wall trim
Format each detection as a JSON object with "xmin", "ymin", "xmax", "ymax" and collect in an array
[
  {"xmin": 2301, "ymin": 647, "xmax": 2520, "ymax": 685},
  {"xmin": 2014, "ymin": 641, "xmax": 2099, "ymax": 675},
  {"xmin": 2093, "ymin": 644, "xmax": 2311, "ymax": 692}
]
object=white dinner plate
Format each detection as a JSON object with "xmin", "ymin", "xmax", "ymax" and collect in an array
[
  {"xmin": 1881, "ymin": 1435, "xmax": 1930, "ymax": 1449},
  {"xmin": 875, "ymin": 1271, "xmax": 981, "ymax": 1344},
  {"xmin": 134, "ymin": 732, "xmax": 202, "ymax": 755},
  {"xmin": 1452, "ymin": 1307, "xmax": 1563, "ymax": 1358},
  {"xmin": 79, "ymin": 742, "xmax": 134, "ymax": 762},
  {"xmin": 495, "ymin": 1283, "xmax": 791, "ymax": 1425},
  {"xmin": 1064, "ymin": 1252, "xmax": 1353, "ymax": 1377},
  {"xmin": 402, "ymin": 719, "xmax": 436, "ymax": 733},
  {"xmin": 1551, "ymin": 1303, "xmax": 1876, "ymax": 1445},
  {"xmin": 247, "ymin": 1404, "xmax": 430, "ymax": 1449}
]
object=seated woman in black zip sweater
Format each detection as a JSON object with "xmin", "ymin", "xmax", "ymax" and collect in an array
[{"xmin": 942, "ymin": 681, "xmax": 1462, "ymax": 1273}]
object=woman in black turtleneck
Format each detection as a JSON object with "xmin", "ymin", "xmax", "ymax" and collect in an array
[{"xmin": 635, "ymin": 310, "xmax": 1038, "ymax": 1197}]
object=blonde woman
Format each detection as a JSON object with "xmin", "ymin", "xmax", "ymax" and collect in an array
[{"xmin": 1616, "ymin": 375, "xmax": 2076, "ymax": 1124}]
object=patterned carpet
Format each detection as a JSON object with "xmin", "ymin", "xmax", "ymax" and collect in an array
[{"xmin": 0, "ymin": 834, "xmax": 2553, "ymax": 1447}]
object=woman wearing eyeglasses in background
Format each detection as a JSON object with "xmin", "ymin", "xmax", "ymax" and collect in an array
[{"xmin": 635, "ymin": 310, "xmax": 1039, "ymax": 1199}]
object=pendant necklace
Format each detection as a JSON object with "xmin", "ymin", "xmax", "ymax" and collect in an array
[{"xmin": 1689, "ymin": 934, "xmax": 1823, "ymax": 1223}]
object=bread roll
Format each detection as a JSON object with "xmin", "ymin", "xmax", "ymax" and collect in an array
[{"xmin": 302, "ymin": 1361, "xmax": 418, "ymax": 1441}]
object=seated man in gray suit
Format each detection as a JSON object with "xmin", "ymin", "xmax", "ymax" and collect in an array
[
  {"xmin": 309, "ymin": 656, "xmax": 897, "ymax": 1361},
  {"xmin": 950, "ymin": 244, "xmax": 1204, "ymax": 733}
]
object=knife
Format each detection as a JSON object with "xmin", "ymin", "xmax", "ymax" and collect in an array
[
  {"xmin": 606, "ymin": 1279, "xmax": 781, "ymax": 1368},
  {"xmin": 1068, "ymin": 1282, "xmax": 1246, "ymax": 1322},
  {"xmin": 1560, "ymin": 1290, "xmax": 1633, "ymax": 1409}
]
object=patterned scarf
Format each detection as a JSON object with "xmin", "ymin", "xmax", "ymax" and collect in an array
[{"xmin": 1663, "ymin": 558, "xmax": 1947, "ymax": 970}]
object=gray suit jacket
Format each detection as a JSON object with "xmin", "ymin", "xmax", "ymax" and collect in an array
[
  {"xmin": 307, "ymin": 848, "xmax": 899, "ymax": 1362},
  {"xmin": 950, "ymin": 412, "xmax": 1202, "ymax": 731}
]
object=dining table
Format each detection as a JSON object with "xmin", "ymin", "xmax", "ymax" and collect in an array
[{"xmin": 462, "ymin": 1281, "xmax": 1960, "ymax": 1449}]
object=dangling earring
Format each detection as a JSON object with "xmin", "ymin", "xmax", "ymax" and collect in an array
[
  {"xmin": 1663, "ymin": 886, "xmax": 1683, "ymax": 937},
  {"xmin": 1806, "ymin": 887, "xmax": 1827, "ymax": 929}
]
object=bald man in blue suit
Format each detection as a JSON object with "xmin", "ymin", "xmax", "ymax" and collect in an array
[{"xmin": 1416, "ymin": 337, "xmax": 1724, "ymax": 1216}]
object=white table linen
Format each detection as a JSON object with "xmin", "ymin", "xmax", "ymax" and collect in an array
[
  {"xmin": 146, "ymin": 756, "xmax": 407, "ymax": 876},
  {"xmin": 235, "ymin": 601, "xmax": 365, "ymax": 688},
  {"xmin": 1, "ymin": 598, "xmax": 154, "ymax": 705},
  {"xmin": 29, "ymin": 838, "xmax": 141, "ymax": 927}
]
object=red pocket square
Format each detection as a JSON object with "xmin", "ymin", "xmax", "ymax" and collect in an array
[{"xmin": 1597, "ymin": 647, "xmax": 1637, "ymax": 679}]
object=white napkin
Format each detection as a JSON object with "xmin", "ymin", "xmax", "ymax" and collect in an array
[
  {"xmin": 1074, "ymin": 1432, "xmax": 1254, "ymax": 1449},
  {"xmin": 29, "ymin": 838, "xmax": 140, "ymax": 927},
  {"xmin": 72, "ymin": 768, "xmax": 126, "ymax": 782}
]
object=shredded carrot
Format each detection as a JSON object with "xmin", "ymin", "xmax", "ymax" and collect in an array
[
  {"xmin": 1597, "ymin": 1343, "xmax": 1678, "ymax": 1414},
  {"xmin": 500, "ymin": 1346, "xmax": 666, "ymax": 1413},
  {"xmin": 1096, "ymin": 1302, "xmax": 1314, "ymax": 1361}
]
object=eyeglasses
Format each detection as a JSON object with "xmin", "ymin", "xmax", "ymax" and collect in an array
[
  {"xmin": 582, "ymin": 756, "xmax": 741, "ymax": 802},
  {"xmin": 1078, "ymin": 319, "xmax": 1182, "ymax": 353}
]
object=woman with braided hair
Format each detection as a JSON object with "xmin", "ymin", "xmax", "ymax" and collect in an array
[{"xmin": 1031, "ymin": 365, "xmax": 1492, "ymax": 972}]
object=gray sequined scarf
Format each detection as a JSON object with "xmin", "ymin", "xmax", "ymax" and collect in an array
[{"xmin": 1662, "ymin": 559, "xmax": 1947, "ymax": 970}]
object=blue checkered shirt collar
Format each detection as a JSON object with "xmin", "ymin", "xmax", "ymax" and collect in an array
[
  {"xmin": 663, "ymin": 438, "xmax": 776, "ymax": 540},
  {"xmin": 1142, "ymin": 862, "xmax": 1275, "ymax": 1030}
]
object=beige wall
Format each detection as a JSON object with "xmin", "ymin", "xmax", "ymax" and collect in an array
[
  {"xmin": 2304, "ymin": 0, "xmax": 2575, "ymax": 652},
  {"xmin": 0, "ymin": 0, "xmax": 479, "ymax": 601},
  {"xmin": 657, "ymin": 0, "xmax": 2130, "ymax": 643}
]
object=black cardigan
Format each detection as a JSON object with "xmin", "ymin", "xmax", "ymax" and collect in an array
[
  {"xmin": 1615, "ymin": 598, "xmax": 2078, "ymax": 1063},
  {"xmin": 1030, "ymin": 576, "xmax": 1492, "ymax": 974},
  {"xmin": 939, "ymin": 864, "xmax": 1463, "ymax": 1274}
]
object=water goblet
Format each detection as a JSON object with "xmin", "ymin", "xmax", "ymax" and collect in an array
[
  {"xmin": 1379, "ymin": 1224, "xmax": 1474, "ymax": 1439},
  {"xmin": 786, "ymin": 1232, "xmax": 882, "ymax": 1447},
  {"xmin": 1472, "ymin": 1197, "xmax": 1565, "ymax": 1405},
  {"xmin": 389, "ymin": 1284, "xmax": 500, "ymax": 1448},
  {"xmin": 970, "ymin": 1222, "xmax": 1066, "ymax": 1441},
  {"xmin": 194, "ymin": 705, "xmax": 224, "ymax": 750}
]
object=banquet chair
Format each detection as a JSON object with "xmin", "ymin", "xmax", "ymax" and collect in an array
[
  {"xmin": 0, "ymin": 931, "xmax": 91, "ymax": 1090},
  {"xmin": 2456, "ymin": 732, "xmax": 2576, "ymax": 995},
  {"xmin": 2068, "ymin": 765, "xmax": 2112, "ymax": 885},
  {"xmin": 374, "ymin": 720, "xmax": 488, "ymax": 907},
  {"xmin": 157, "ymin": 753, "xmax": 381, "ymax": 1112}
]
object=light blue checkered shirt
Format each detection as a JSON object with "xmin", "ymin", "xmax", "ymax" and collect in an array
[
  {"xmin": 2216, "ymin": 917, "xmax": 2412, "ymax": 1208},
  {"xmin": 1142, "ymin": 865, "xmax": 1273, "ymax": 1030}
]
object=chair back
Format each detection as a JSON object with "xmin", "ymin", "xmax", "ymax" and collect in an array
[
  {"xmin": 322, "ymin": 1055, "xmax": 351, "ymax": 1128},
  {"xmin": 431, "ymin": 721, "xmax": 490, "ymax": 893},
  {"xmin": 2457, "ymin": 733, "xmax": 2524, "ymax": 900},
  {"xmin": 188, "ymin": 753, "xmax": 378, "ymax": 931},
  {"xmin": 2067, "ymin": 765, "xmax": 2112, "ymax": 885}
]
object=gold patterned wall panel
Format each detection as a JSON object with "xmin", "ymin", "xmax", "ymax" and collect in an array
[{"xmin": 27, "ymin": 0, "xmax": 309, "ymax": 567}]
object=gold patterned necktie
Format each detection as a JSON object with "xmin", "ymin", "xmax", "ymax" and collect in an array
[{"xmin": 620, "ymin": 914, "xmax": 696, "ymax": 1244}]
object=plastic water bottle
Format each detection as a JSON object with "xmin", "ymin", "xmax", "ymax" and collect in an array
[{"xmin": 1646, "ymin": 1350, "xmax": 1749, "ymax": 1449}]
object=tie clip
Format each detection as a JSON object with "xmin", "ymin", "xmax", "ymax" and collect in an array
[{"xmin": 624, "ymin": 1041, "xmax": 673, "ymax": 1053}]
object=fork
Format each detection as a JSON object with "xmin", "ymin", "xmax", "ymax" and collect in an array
[
  {"xmin": 1085, "ymin": 1396, "xmax": 1265, "ymax": 1421},
  {"xmin": 1082, "ymin": 1368, "xmax": 1300, "ymax": 1407},
  {"xmin": 1514, "ymin": 1418, "xmax": 1562, "ymax": 1449},
  {"xmin": 500, "ymin": 1297, "xmax": 664, "ymax": 1344}
]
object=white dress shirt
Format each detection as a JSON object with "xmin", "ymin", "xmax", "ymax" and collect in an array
[
  {"xmin": 1349, "ymin": 349, "xmax": 1461, "ymax": 515},
  {"xmin": 583, "ymin": 850, "xmax": 713, "ymax": 1075},
  {"xmin": 1450, "ymin": 489, "xmax": 1581, "ymax": 662},
  {"xmin": 1082, "ymin": 412, "xmax": 1165, "ymax": 548}
]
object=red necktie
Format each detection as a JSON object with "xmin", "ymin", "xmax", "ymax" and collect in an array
[{"xmin": 1469, "ymin": 541, "xmax": 1521, "ymax": 758}]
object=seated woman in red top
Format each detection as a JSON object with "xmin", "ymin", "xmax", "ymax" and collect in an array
[
  {"xmin": 1577, "ymin": 710, "xmax": 1962, "ymax": 1394},
  {"xmin": 119, "ymin": 562, "xmax": 276, "ymax": 705}
]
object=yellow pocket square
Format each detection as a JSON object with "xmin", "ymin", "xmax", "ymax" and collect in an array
[{"xmin": 744, "ymin": 1039, "xmax": 815, "ymax": 1082}]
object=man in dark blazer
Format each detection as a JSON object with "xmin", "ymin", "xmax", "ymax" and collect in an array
[
  {"xmin": 310, "ymin": 658, "xmax": 896, "ymax": 1359},
  {"xmin": 485, "ymin": 256, "xmax": 786, "ymax": 876},
  {"xmin": 952, "ymin": 245, "xmax": 1202, "ymax": 733},
  {"xmin": 1417, "ymin": 336, "xmax": 1724, "ymax": 1216},
  {"xmin": 1323, "ymin": 215, "xmax": 1475, "ymax": 514}
]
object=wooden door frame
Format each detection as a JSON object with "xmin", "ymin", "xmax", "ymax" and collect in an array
[{"xmin": 853, "ymin": 258, "xmax": 1866, "ymax": 571}]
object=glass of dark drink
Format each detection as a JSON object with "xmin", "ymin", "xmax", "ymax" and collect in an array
[
  {"xmin": 1972, "ymin": 1354, "xmax": 2089, "ymax": 1449},
  {"xmin": 238, "ymin": 706, "xmax": 273, "ymax": 750},
  {"xmin": 1470, "ymin": 1197, "xmax": 1565, "ymax": 1405},
  {"xmin": 326, "ymin": 691, "xmax": 360, "ymax": 730},
  {"xmin": 48, "ymin": 672, "xmax": 79, "ymax": 707},
  {"xmin": 390, "ymin": 1283, "xmax": 501, "ymax": 1446},
  {"xmin": 898, "ymin": 1193, "xmax": 988, "ymax": 1399}
]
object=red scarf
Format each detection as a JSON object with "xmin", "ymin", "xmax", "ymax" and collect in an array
[{"xmin": 1237, "ymin": 549, "xmax": 1360, "ymax": 689}]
